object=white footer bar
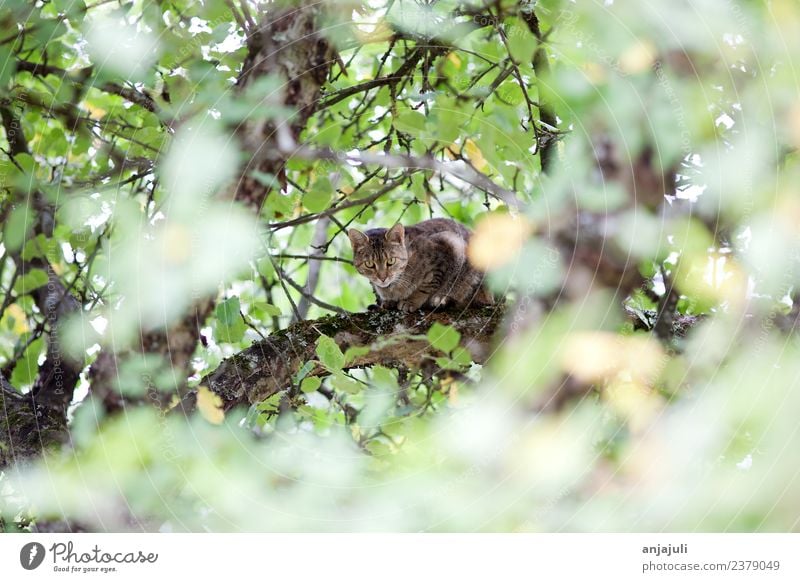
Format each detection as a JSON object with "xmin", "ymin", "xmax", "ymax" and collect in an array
[{"xmin": 1, "ymin": 534, "xmax": 797, "ymax": 581}]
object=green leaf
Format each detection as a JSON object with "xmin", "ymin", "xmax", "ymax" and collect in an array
[
  {"xmin": 364, "ymin": 439, "xmax": 391, "ymax": 456},
  {"xmin": 429, "ymin": 103, "xmax": 461, "ymax": 143},
  {"xmin": 304, "ymin": 177, "xmax": 333, "ymax": 213},
  {"xmin": 10, "ymin": 337, "xmax": 45, "ymax": 387},
  {"xmin": 506, "ymin": 18, "xmax": 536, "ymax": 64},
  {"xmin": 316, "ymin": 334, "xmax": 344, "ymax": 371},
  {"xmin": 294, "ymin": 360, "xmax": 315, "ymax": 384},
  {"xmin": 258, "ymin": 302, "xmax": 282, "ymax": 317},
  {"xmin": 13, "ymin": 268, "xmax": 49, "ymax": 295},
  {"xmin": 331, "ymin": 372, "xmax": 361, "ymax": 395},
  {"xmin": 393, "ymin": 111, "xmax": 426, "ymax": 136},
  {"xmin": 256, "ymin": 393, "xmax": 282, "ymax": 413},
  {"xmin": 497, "ymin": 81, "xmax": 524, "ymax": 106},
  {"xmin": 20, "ymin": 234, "xmax": 57, "ymax": 261},
  {"xmin": 300, "ymin": 376, "xmax": 322, "ymax": 394},
  {"xmin": 256, "ymin": 257, "xmax": 275, "ymax": 280},
  {"xmin": 43, "ymin": 128, "xmax": 69, "ymax": 157},
  {"xmin": 3, "ymin": 205, "xmax": 36, "ymax": 253},
  {"xmin": 0, "ymin": 45, "xmax": 15, "ymax": 87},
  {"xmin": 371, "ymin": 365, "xmax": 398, "ymax": 390},
  {"xmin": 216, "ymin": 297, "xmax": 241, "ymax": 326},
  {"xmin": 52, "ymin": 0, "xmax": 82, "ymax": 17},
  {"xmin": 214, "ymin": 297, "xmax": 246, "ymax": 343},
  {"xmin": 451, "ymin": 346, "xmax": 473, "ymax": 366},
  {"xmin": 344, "ymin": 345, "xmax": 371, "ymax": 365},
  {"xmin": 264, "ymin": 191, "xmax": 296, "ymax": 217},
  {"xmin": 251, "ymin": 171, "xmax": 280, "ymax": 189},
  {"xmin": 434, "ymin": 356, "xmax": 462, "ymax": 371},
  {"xmin": 427, "ymin": 322, "xmax": 461, "ymax": 353}
]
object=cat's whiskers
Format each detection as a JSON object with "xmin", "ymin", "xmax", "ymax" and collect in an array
[{"xmin": 387, "ymin": 274, "xmax": 414, "ymax": 292}]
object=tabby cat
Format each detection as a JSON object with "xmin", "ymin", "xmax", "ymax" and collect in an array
[{"xmin": 347, "ymin": 218, "xmax": 494, "ymax": 312}]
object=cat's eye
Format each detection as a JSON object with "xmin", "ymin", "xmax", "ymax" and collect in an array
[
  {"xmin": 387, "ymin": 258, "xmax": 397, "ymax": 266},
  {"xmin": 365, "ymin": 261, "xmax": 375, "ymax": 269}
]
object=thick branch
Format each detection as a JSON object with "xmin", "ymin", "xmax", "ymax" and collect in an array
[
  {"xmin": 0, "ymin": 374, "xmax": 68, "ymax": 467},
  {"xmin": 180, "ymin": 305, "xmax": 506, "ymax": 413},
  {"xmin": 234, "ymin": 0, "xmax": 335, "ymax": 209}
]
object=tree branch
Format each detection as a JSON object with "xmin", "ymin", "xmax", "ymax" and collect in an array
[
  {"xmin": 15, "ymin": 60, "xmax": 160, "ymax": 116},
  {"xmin": 286, "ymin": 145, "xmax": 523, "ymax": 209},
  {"xmin": 295, "ymin": 217, "xmax": 332, "ymax": 319},
  {"xmin": 520, "ymin": 9, "xmax": 559, "ymax": 174},
  {"xmin": 179, "ymin": 305, "xmax": 506, "ymax": 413}
]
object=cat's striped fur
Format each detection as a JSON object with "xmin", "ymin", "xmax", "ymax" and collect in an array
[{"xmin": 347, "ymin": 218, "xmax": 494, "ymax": 312}]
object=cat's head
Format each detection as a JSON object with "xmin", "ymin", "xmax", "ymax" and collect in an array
[{"xmin": 347, "ymin": 224, "xmax": 408, "ymax": 288}]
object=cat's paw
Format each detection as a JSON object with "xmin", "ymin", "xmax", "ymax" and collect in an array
[
  {"xmin": 430, "ymin": 295, "xmax": 450, "ymax": 308},
  {"xmin": 397, "ymin": 299, "xmax": 422, "ymax": 312}
]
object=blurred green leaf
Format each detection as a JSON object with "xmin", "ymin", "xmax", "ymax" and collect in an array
[
  {"xmin": 10, "ymin": 336, "xmax": 44, "ymax": 387},
  {"xmin": 427, "ymin": 322, "xmax": 461, "ymax": 353},
  {"xmin": 316, "ymin": 334, "xmax": 344, "ymax": 371},
  {"xmin": 300, "ymin": 376, "xmax": 321, "ymax": 394},
  {"xmin": 214, "ymin": 297, "xmax": 247, "ymax": 344},
  {"xmin": 12, "ymin": 268, "xmax": 49, "ymax": 295}
]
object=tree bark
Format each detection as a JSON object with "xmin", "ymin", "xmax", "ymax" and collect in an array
[
  {"xmin": 234, "ymin": 0, "xmax": 335, "ymax": 209},
  {"xmin": 0, "ymin": 375, "xmax": 68, "ymax": 467},
  {"xmin": 520, "ymin": 9, "xmax": 559, "ymax": 174}
]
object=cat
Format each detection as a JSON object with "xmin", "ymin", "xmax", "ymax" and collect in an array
[{"xmin": 347, "ymin": 218, "xmax": 494, "ymax": 312}]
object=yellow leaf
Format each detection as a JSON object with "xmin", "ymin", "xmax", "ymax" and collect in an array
[
  {"xmin": 582, "ymin": 62, "xmax": 607, "ymax": 85},
  {"xmin": 3, "ymin": 303, "xmax": 29, "ymax": 334},
  {"xmin": 83, "ymin": 101, "xmax": 107, "ymax": 120},
  {"xmin": 674, "ymin": 252, "xmax": 747, "ymax": 311},
  {"xmin": 561, "ymin": 332, "xmax": 665, "ymax": 385},
  {"xmin": 353, "ymin": 19, "xmax": 393, "ymax": 44},
  {"xmin": 463, "ymin": 139, "xmax": 487, "ymax": 171},
  {"xmin": 467, "ymin": 213, "xmax": 532, "ymax": 271},
  {"xmin": 619, "ymin": 40, "xmax": 656, "ymax": 75},
  {"xmin": 197, "ymin": 386, "xmax": 224, "ymax": 425},
  {"xmin": 447, "ymin": 52, "xmax": 461, "ymax": 68},
  {"xmin": 777, "ymin": 193, "xmax": 800, "ymax": 233},
  {"xmin": 605, "ymin": 379, "xmax": 663, "ymax": 433},
  {"xmin": 161, "ymin": 223, "xmax": 192, "ymax": 265}
]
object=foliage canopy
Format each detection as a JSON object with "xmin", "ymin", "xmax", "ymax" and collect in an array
[{"xmin": 0, "ymin": 0, "xmax": 799, "ymax": 532}]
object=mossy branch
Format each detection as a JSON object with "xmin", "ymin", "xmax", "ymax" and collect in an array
[{"xmin": 179, "ymin": 305, "xmax": 506, "ymax": 413}]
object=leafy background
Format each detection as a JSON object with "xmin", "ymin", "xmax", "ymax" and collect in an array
[{"xmin": 0, "ymin": 0, "xmax": 799, "ymax": 532}]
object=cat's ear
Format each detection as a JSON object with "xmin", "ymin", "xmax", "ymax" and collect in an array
[
  {"xmin": 347, "ymin": 229, "xmax": 369, "ymax": 250},
  {"xmin": 385, "ymin": 223, "xmax": 405, "ymax": 245}
]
